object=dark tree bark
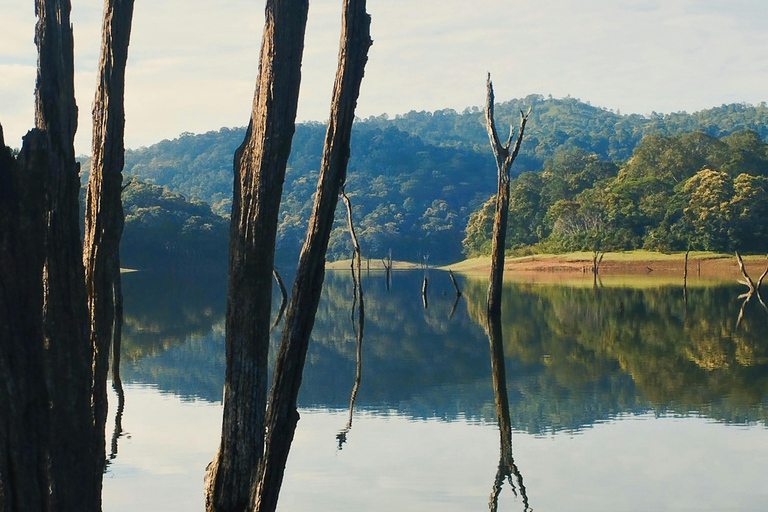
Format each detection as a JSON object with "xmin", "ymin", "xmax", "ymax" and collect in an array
[
  {"xmin": 252, "ymin": 1, "xmax": 371, "ymax": 509},
  {"xmin": 485, "ymin": 75, "xmax": 530, "ymax": 318},
  {"xmin": 205, "ymin": 1, "xmax": 309, "ymax": 511},
  {"xmin": 1, "ymin": 1, "xmax": 101, "ymax": 510},
  {"xmin": 0, "ymin": 125, "xmax": 49, "ymax": 512},
  {"xmin": 83, "ymin": 0, "xmax": 135, "ymax": 479}
]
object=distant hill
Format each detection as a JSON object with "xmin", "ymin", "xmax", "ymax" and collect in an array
[{"xmin": 84, "ymin": 97, "xmax": 768, "ymax": 265}]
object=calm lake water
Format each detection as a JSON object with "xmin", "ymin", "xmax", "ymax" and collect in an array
[{"xmin": 103, "ymin": 268, "xmax": 768, "ymax": 511}]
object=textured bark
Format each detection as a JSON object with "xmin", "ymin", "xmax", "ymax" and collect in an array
[
  {"xmin": 1, "ymin": 1, "xmax": 99, "ymax": 510},
  {"xmin": 0, "ymin": 126, "xmax": 49, "ymax": 512},
  {"xmin": 252, "ymin": 2, "xmax": 371, "ymax": 510},
  {"xmin": 205, "ymin": 1, "xmax": 309, "ymax": 511},
  {"xmin": 83, "ymin": 0, "xmax": 134, "ymax": 480},
  {"xmin": 485, "ymin": 75, "xmax": 529, "ymax": 318}
]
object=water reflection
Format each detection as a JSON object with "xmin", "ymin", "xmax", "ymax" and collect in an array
[
  {"xmin": 486, "ymin": 312, "xmax": 529, "ymax": 511},
  {"xmin": 337, "ymin": 262, "xmax": 365, "ymax": 449},
  {"xmin": 118, "ymin": 269, "xmax": 768, "ymax": 431}
]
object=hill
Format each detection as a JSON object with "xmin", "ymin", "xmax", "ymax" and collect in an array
[{"xmin": 85, "ymin": 97, "xmax": 768, "ymax": 265}]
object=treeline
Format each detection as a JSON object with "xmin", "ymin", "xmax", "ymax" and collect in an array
[
  {"xmin": 120, "ymin": 180, "xmax": 229, "ymax": 269},
  {"xmin": 78, "ymin": 96, "xmax": 768, "ymax": 266},
  {"xmin": 464, "ymin": 129, "xmax": 768, "ymax": 256}
]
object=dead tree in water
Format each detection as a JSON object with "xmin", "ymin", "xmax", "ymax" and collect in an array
[
  {"xmin": 485, "ymin": 74, "xmax": 530, "ymax": 317},
  {"xmin": 483, "ymin": 74, "xmax": 531, "ymax": 511},
  {"xmin": 205, "ymin": 1, "xmax": 310, "ymax": 510},
  {"xmin": 0, "ymin": 0, "xmax": 104, "ymax": 508},
  {"xmin": 382, "ymin": 249, "xmax": 393, "ymax": 291},
  {"xmin": 271, "ymin": 269, "xmax": 289, "ymax": 330},
  {"xmin": 337, "ymin": 188, "xmax": 364, "ymax": 449},
  {"xmin": 252, "ymin": 1, "xmax": 371, "ymax": 510},
  {"xmin": 83, "ymin": 0, "xmax": 135, "ymax": 477}
]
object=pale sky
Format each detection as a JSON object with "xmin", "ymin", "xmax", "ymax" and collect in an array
[{"xmin": 1, "ymin": 0, "xmax": 768, "ymax": 155}]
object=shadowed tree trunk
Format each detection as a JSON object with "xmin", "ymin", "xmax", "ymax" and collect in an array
[
  {"xmin": 83, "ymin": 0, "xmax": 135, "ymax": 479},
  {"xmin": 485, "ymin": 74, "xmax": 530, "ymax": 318},
  {"xmin": 1, "ymin": 0, "xmax": 101, "ymax": 510},
  {"xmin": 252, "ymin": 1, "xmax": 371, "ymax": 509},
  {"xmin": 205, "ymin": 1, "xmax": 309, "ymax": 511}
]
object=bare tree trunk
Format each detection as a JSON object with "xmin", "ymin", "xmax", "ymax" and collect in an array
[
  {"xmin": 485, "ymin": 75, "xmax": 530, "ymax": 318},
  {"xmin": 0, "ymin": 126, "xmax": 49, "ymax": 512},
  {"xmin": 252, "ymin": 2, "xmax": 371, "ymax": 510},
  {"xmin": 1, "ymin": 1, "xmax": 100, "ymax": 509},
  {"xmin": 336, "ymin": 189, "xmax": 364, "ymax": 449},
  {"xmin": 83, "ymin": 0, "xmax": 135, "ymax": 482},
  {"xmin": 205, "ymin": 2, "xmax": 309, "ymax": 511}
]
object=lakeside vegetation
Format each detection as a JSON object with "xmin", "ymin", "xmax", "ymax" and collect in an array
[{"xmin": 77, "ymin": 97, "xmax": 768, "ymax": 268}]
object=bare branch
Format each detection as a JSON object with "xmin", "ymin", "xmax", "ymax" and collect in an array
[
  {"xmin": 485, "ymin": 73, "xmax": 504, "ymax": 156},
  {"xmin": 736, "ymin": 251, "xmax": 755, "ymax": 293},
  {"xmin": 756, "ymin": 254, "xmax": 768, "ymax": 291}
]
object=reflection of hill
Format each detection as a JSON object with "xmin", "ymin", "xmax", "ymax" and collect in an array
[
  {"xmin": 121, "ymin": 269, "xmax": 227, "ymax": 361},
  {"xmin": 120, "ymin": 269, "xmax": 768, "ymax": 431},
  {"xmin": 462, "ymin": 278, "xmax": 768, "ymax": 425}
]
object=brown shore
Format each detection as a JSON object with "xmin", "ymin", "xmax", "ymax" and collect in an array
[
  {"xmin": 443, "ymin": 251, "xmax": 768, "ymax": 283},
  {"xmin": 327, "ymin": 250, "xmax": 768, "ymax": 285}
]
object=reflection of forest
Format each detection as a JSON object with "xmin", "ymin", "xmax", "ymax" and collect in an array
[
  {"xmin": 120, "ymin": 269, "xmax": 768, "ymax": 431},
  {"xmin": 462, "ymin": 277, "xmax": 768, "ymax": 425}
]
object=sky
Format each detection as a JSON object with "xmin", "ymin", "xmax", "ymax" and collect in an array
[{"xmin": 1, "ymin": 0, "xmax": 768, "ymax": 154}]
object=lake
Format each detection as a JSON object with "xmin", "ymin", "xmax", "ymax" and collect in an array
[{"xmin": 103, "ymin": 268, "xmax": 768, "ymax": 511}]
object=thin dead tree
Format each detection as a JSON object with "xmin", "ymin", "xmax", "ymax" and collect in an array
[
  {"xmin": 382, "ymin": 249, "xmax": 393, "ymax": 291},
  {"xmin": 205, "ymin": 1, "xmax": 310, "ymax": 511},
  {"xmin": 252, "ymin": 1, "xmax": 371, "ymax": 510},
  {"xmin": 337, "ymin": 187, "xmax": 364, "ymax": 449},
  {"xmin": 271, "ymin": 269, "xmax": 289, "ymax": 330},
  {"xmin": 485, "ymin": 74, "xmax": 530, "ymax": 317},
  {"xmin": 483, "ymin": 74, "xmax": 531, "ymax": 512},
  {"xmin": 683, "ymin": 249, "xmax": 690, "ymax": 306},
  {"xmin": 83, "ymin": 0, "xmax": 135, "ymax": 477},
  {"xmin": 735, "ymin": 252, "xmax": 768, "ymax": 328}
]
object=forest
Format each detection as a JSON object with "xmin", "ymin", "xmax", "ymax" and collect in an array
[{"xmin": 90, "ymin": 98, "xmax": 768, "ymax": 267}]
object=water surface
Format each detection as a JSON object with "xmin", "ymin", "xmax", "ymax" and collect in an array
[{"xmin": 104, "ymin": 268, "xmax": 768, "ymax": 511}]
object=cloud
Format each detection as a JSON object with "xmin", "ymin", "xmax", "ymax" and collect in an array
[{"xmin": 2, "ymin": 0, "xmax": 768, "ymax": 153}]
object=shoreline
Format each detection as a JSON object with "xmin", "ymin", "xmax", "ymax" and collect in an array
[{"xmin": 329, "ymin": 250, "xmax": 768, "ymax": 283}]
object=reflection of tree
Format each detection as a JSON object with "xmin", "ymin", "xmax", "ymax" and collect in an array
[
  {"xmin": 337, "ymin": 261, "xmax": 365, "ymax": 449},
  {"xmin": 109, "ymin": 280, "xmax": 126, "ymax": 464},
  {"xmin": 120, "ymin": 268, "xmax": 227, "ymax": 360},
  {"xmin": 487, "ymin": 313, "xmax": 530, "ymax": 512},
  {"xmin": 463, "ymin": 278, "xmax": 768, "ymax": 426}
]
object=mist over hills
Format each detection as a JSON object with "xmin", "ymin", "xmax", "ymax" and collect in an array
[{"xmin": 100, "ymin": 96, "xmax": 768, "ymax": 266}]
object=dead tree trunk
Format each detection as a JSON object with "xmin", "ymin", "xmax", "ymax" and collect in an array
[
  {"xmin": 205, "ymin": 1, "xmax": 310, "ymax": 511},
  {"xmin": 252, "ymin": 2, "xmax": 371, "ymax": 509},
  {"xmin": 485, "ymin": 74, "xmax": 530, "ymax": 318},
  {"xmin": 1, "ymin": 1, "xmax": 100, "ymax": 510},
  {"xmin": 336, "ymin": 188, "xmax": 364, "ymax": 449},
  {"xmin": 83, "ymin": 0, "xmax": 135, "ymax": 479}
]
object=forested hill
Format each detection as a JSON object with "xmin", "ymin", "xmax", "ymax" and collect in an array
[{"xmin": 102, "ymin": 97, "xmax": 768, "ymax": 265}]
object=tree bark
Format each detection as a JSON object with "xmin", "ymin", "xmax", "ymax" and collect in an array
[
  {"xmin": 485, "ymin": 75, "xmax": 530, "ymax": 318},
  {"xmin": 252, "ymin": 2, "xmax": 371, "ymax": 510},
  {"xmin": 205, "ymin": 1, "xmax": 309, "ymax": 511},
  {"xmin": 83, "ymin": 0, "xmax": 135, "ymax": 482},
  {"xmin": 1, "ymin": 1, "xmax": 100, "ymax": 510}
]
